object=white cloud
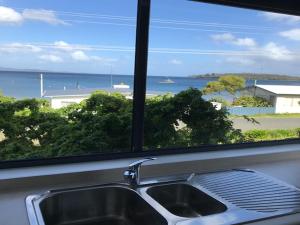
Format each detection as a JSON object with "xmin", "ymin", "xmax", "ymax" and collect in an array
[
  {"xmin": 22, "ymin": 9, "xmax": 67, "ymax": 25},
  {"xmin": 211, "ymin": 33, "xmax": 256, "ymax": 47},
  {"xmin": 39, "ymin": 54, "xmax": 63, "ymax": 63},
  {"xmin": 90, "ymin": 56, "xmax": 117, "ymax": 63},
  {"xmin": 280, "ymin": 29, "xmax": 300, "ymax": 41},
  {"xmin": 234, "ymin": 38, "xmax": 256, "ymax": 47},
  {"xmin": 169, "ymin": 59, "xmax": 183, "ymax": 65},
  {"xmin": 225, "ymin": 57, "xmax": 255, "ymax": 66},
  {"xmin": 53, "ymin": 41, "xmax": 92, "ymax": 52},
  {"xmin": 262, "ymin": 42, "xmax": 294, "ymax": 61},
  {"xmin": 223, "ymin": 42, "xmax": 296, "ymax": 67},
  {"xmin": 211, "ymin": 32, "xmax": 296, "ymax": 63},
  {"xmin": 0, "ymin": 6, "xmax": 67, "ymax": 26},
  {"xmin": 54, "ymin": 41, "xmax": 74, "ymax": 51},
  {"xmin": 71, "ymin": 51, "xmax": 90, "ymax": 61},
  {"xmin": 211, "ymin": 33, "xmax": 235, "ymax": 42},
  {"xmin": 0, "ymin": 6, "xmax": 23, "ymax": 24},
  {"xmin": 70, "ymin": 52, "xmax": 118, "ymax": 64},
  {"xmin": 262, "ymin": 12, "xmax": 300, "ymax": 24},
  {"xmin": 0, "ymin": 42, "xmax": 42, "ymax": 53}
]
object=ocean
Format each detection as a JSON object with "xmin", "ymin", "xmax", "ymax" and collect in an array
[{"xmin": 1, "ymin": 71, "xmax": 300, "ymax": 99}]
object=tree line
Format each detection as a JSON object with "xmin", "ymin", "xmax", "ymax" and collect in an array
[{"xmin": 0, "ymin": 88, "xmax": 244, "ymax": 161}]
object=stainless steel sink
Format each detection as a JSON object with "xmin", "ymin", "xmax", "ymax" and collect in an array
[
  {"xmin": 28, "ymin": 186, "xmax": 167, "ymax": 225},
  {"xmin": 27, "ymin": 170, "xmax": 300, "ymax": 225},
  {"xmin": 147, "ymin": 183, "xmax": 227, "ymax": 218}
]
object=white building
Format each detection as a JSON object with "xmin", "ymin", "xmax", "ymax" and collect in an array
[
  {"xmin": 44, "ymin": 88, "xmax": 133, "ymax": 109},
  {"xmin": 44, "ymin": 90, "xmax": 90, "ymax": 109},
  {"xmin": 244, "ymin": 85, "xmax": 300, "ymax": 114}
]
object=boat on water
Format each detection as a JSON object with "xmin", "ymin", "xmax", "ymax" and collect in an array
[
  {"xmin": 113, "ymin": 82, "xmax": 130, "ymax": 89},
  {"xmin": 159, "ymin": 78, "xmax": 175, "ymax": 84}
]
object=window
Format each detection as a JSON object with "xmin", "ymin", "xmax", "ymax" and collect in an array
[
  {"xmin": 0, "ymin": 0, "xmax": 137, "ymax": 161},
  {"xmin": 0, "ymin": 0, "xmax": 299, "ymax": 166},
  {"xmin": 144, "ymin": 0, "xmax": 300, "ymax": 150}
]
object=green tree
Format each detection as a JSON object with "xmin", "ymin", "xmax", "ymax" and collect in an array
[
  {"xmin": 0, "ymin": 89, "xmax": 244, "ymax": 160},
  {"xmin": 144, "ymin": 88, "xmax": 243, "ymax": 148},
  {"xmin": 0, "ymin": 91, "xmax": 15, "ymax": 103},
  {"xmin": 203, "ymin": 75, "xmax": 245, "ymax": 96},
  {"xmin": 47, "ymin": 91, "xmax": 133, "ymax": 156},
  {"xmin": 202, "ymin": 81, "xmax": 224, "ymax": 95},
  {"xmin": 219, "ymin": 75, "xmax": 245, "ymax": 95},
  {"xmin": 0, "ymin": 98, "xmax": 63, "ymax": 160}
]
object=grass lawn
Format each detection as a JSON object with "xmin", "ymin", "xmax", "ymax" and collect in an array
[
  {"xmin": 243, "ymin": 128, "xmax": 300, "ymax": 142},
  {"xmin": 230, "ymin": 113, "xmax": 300, "ymax": 119}
]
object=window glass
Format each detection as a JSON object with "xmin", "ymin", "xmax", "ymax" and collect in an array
[
  {"xmin": 144, "ymin": 0, "xmax": 300, "ymax": 150},
  {"xmin": 0, "ymin": 0, "xmax": 137, "ymax": 160}
]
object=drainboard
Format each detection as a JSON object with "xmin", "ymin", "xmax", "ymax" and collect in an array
[{"xmin": 195, "ymin": 169, "xmax": 300, "ymax": 213}]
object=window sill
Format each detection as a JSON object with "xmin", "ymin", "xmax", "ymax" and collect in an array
[{"xmin": 1, "ymin": 143, "xmax": 300, "ymax": 181}]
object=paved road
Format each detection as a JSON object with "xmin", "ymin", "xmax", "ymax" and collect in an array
[{"xmin": 232, "ymin": 118, "xmax": 300, "ymax": 131}]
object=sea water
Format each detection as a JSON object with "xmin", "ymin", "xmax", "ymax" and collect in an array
[{"xmin": 0, "ymin": 71, "xmax": 300, "ymax": 99}]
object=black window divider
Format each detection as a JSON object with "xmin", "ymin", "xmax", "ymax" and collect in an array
[{"xmin": 131, "ymin": 0, "xmax": 151, "ymax": 152}]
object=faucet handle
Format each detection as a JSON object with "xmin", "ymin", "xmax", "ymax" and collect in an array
[{"xmin": 128, "ymin": 157, "xmax": 157, "ymax": 170}]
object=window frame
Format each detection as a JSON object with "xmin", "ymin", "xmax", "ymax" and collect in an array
[{"xmin": 1, "ymin": 0, "xmax": 300, "ymax": 169}]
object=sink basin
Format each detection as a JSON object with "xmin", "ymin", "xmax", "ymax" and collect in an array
[
  {"xmin": 147, "ymin": 183, "xmax": 227, "ymax": 218},
  {"xmin": 36, "ymin": 186, "xmax": 167, "ymax": 225}
]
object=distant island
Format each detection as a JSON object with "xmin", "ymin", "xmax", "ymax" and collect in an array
[{"xmin": 191, "ymin": 73, "xmax": 300, "ymax": 81}]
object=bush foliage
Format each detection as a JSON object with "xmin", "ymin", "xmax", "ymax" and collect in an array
[
  {"xmin": 0, "ymin": 88, "xmax": 243, "ymax": 160},
  {"xmin": 244, "ymin": 128, "xmax": 300, "ymax": 142},
  {"xmin": 232, "ymin": 96, "xmax": 272, "ymax": 107}
]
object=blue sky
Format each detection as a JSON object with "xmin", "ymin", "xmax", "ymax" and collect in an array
[{"xmin": 0, "ymin": 0, "xmax": 300, "ymax": 76}]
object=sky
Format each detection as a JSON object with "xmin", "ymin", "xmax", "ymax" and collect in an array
[{"xmin": 0, "ymin": 0, "xmax": 300, "ymax": 76}]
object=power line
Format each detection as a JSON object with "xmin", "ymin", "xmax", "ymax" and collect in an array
[
  {"xmin": 1, "ymin": 43, "xmax": 299, "ymax": 57},
  {"xmin": 15, "ymin": 7, "xmax": 275, "ymax": 32},
  {"xmin": 61, "ymin": 19, "xmax": 267, "ymax": 35}
]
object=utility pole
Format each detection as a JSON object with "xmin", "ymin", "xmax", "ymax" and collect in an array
[{"xmin": 40, "ymin": 73, "xmax": 44, "ymax": 97}]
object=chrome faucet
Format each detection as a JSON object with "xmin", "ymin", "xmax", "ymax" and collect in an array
[{"xmin": 123, "ymin": 157, "xmax": 156, "ymax": 186}]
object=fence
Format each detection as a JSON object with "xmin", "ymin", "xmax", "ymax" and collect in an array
[{"xmin": 227, "ymin": 107, "xmax": 275, "ymax": 116}]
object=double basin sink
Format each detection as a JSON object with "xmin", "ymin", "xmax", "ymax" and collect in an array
[
  {"xmin": 27, "ymin": 164, "xmax": 297, "ymax": 225},
  {"xmin": 26, "ymin": 176, "xmax": 227, "ymax": 225}
]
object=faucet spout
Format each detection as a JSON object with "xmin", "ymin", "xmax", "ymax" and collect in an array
[{"xmin": 124, "ymin": 157, "xmax": 156, "ymax": 187}]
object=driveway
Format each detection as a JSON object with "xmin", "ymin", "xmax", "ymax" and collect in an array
[{"xmin": 232, "ymin": 118, "xmax": 300, "ymax": 131}]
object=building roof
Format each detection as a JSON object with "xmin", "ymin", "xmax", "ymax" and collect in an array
[
  {"xmin": 43, "ymin": 88, "xmax": 166, "ymax": 98},
  {"xmin": 255, "ymin": 85, "xmax": 300, "ymax": 95}
]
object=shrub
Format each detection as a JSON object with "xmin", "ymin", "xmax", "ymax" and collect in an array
[
  {"xmin": 144, "ymin": 88, "xmax": 243, "ymax": 148},
  {"xmin": 0, "ymin": 89, "xmax": 243, "ymax": 159},
  {"xmin": 232, "ymin": 96, "xmax": 272, "ymax": 107},
  {"xmin": 244, "ymin": 128, "xmax": 300, "ymax": 142}
]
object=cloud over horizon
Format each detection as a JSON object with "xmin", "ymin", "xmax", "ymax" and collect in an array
[
  {"xmin": 211, "ymin": 33, "xmax": 257, "ymax": 47},
  {"xmin": 39, "ymin": 54, "xmax": 63, "ymax": 63},
  {"xmin": 0, "ymin": 6, "xmax": 67, "ymax": 25},
  {"xmin": 280, "ymin": 29, "xmax": 300, "ymax": 41},
  {"xmin": 0, "ymin": 6, "xmax": 23, "ymax": 24},
  {"xmin": 262, "ymin": 12, "xmax": 300, "ymax": 24},
  {"xmin": 169, "ymin": 59, "xmax": 183, "ymax": 65}
]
